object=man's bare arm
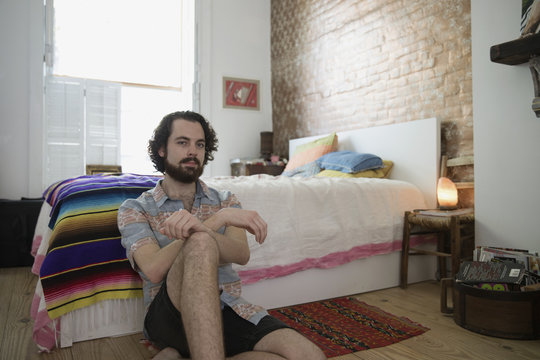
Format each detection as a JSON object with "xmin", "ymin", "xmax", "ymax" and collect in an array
[
  {"xmin": 134, "ymin": 208, "xmax": 266, "ymax": 282},
  {"xmin": 160, "ymin": 208, "xmax": 266, "ymax": 264},
  {"xmin": 133, "ymin": 239, "xmax": 184, "ymax": 284}
]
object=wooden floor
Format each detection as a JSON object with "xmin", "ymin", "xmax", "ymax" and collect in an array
[{"xmin": 2, "ymin": 266, "xmax": 539, "ymax": 360}]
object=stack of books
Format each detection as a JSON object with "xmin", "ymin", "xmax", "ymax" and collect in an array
[{"xmin": 456, "ymin": 246, "xmax": 540, "ymax": 292}]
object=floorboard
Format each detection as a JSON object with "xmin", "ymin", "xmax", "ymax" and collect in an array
[
  {"xmin": 2, "ymin": 267, "xmax": 539, "ymax": 360},
  {"xmin": 1, "ymin": 267, "xmax": 36, "ymax": 360}
]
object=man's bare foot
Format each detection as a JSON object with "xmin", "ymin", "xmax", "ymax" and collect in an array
[{"xmin": 152, "ymin": 347, "xmax": 183, "ymax": 360}]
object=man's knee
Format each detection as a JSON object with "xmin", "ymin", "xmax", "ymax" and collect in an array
[{"xmin": 182, "ymin": 232, "xmax": 219, "ymax": 262}]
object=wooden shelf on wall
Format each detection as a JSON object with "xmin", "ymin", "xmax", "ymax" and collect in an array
[
  {"xmin": 490, "ymin": 33, "xmax": 540, "ymax": 65},
  {"xmin": 490, "ymin": 33, "xmax": 540, "ymax": 117}
]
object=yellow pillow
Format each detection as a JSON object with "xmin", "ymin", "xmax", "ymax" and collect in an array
[
  {"xmin": 316, "ymin": 160, "xmax": 393, "ymax": 178},
  {"xmin": 285, "ymin": 132, "xmax": 338, "ymax": 171}
]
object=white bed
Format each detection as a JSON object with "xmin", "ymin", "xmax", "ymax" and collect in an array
[
  {"xmin": 239, "ymin": 117, "xmax": 440, "ymax": 308},
  {"xmin": 30, "ymin": 117, "xmax": 440, "ymax": 351}
]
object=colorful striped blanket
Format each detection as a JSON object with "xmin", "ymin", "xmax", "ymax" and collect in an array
[{"xmin": 39, "ymin": 174, "xmax": 161, "ymax": 319}]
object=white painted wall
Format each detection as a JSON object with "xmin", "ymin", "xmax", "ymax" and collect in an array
[
  {"xmin": 472, "ymin": 0, "xmax": 540, "ymax": 253},
  {"xmin": 0, "ymin": 0, "xmax": 44, "ymax": 199},
  {"xmin": 196, "ymin": 0, "xmax": 273, "ymax": 178},
  {"xmin": 0, "ymin": 0, "xmax": 271, "ymax": 199}
]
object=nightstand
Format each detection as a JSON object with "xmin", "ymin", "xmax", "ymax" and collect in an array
[
  {"xmin": 230, "ymin": 160, "xmax": 285, "ymax": 176},
  {"xmin": 245, "ymin": 164, "xmax": 285, "ymax": 176},
  {"xmin": 400, "ymin": 209, "xmax": 475, "ymax": 312}
]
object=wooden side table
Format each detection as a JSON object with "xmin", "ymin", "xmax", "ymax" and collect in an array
[
  {"xmin": 245, "ymin": 164, "xmax": 285, "ymax": 176},
  {"xmin": 230, "ymin": 162, "xmax": 285, "ymax": 176},
  {"xmin": 400, "ymin": 209, "xmax": 475, "ymax": 312}
]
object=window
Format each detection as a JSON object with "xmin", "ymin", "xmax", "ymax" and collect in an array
[
  {"xmin": 43, "ymin": 0, "xmax": 194, "ymax": 188},
  {"xmin": 44, "ymin": 77, "xmax": 121, "ymax": 181}
]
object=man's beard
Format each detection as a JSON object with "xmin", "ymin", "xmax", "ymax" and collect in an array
[{"xmin": 164, "ymin": 157, "xmax": 204, "ymax": 184}]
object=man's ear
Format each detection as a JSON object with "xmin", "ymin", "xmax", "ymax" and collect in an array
[{"xmin": 158, "ymin": 146, "xmax": 166, "ymax": 158}]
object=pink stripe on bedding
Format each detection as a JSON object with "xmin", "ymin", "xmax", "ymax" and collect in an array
[
  {"xmin": 33, "ymin": 317, "xmax": 58, "ymax": 352},
  {"xmin": 32, "ymin": 254, "xmax": 45, "ymax": 276},
  {"xmin": 31, "ymin": 235, "xmax": 42, "ymax": 257},
  {"xmin": 238, "ymin": 236, "xmax": 434, "ymax": 285},
  {"xmin": 31, "ymin": 235, "xmax": 44, "ymax": 275},
  {"xmin": 31, "ymin": 292, "xmax": 58, "ymax": 352}
]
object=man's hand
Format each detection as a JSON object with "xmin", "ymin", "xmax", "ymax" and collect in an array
[
  {"xmin": 217, "ymin": 208, "xmax": 267, "ymax": 244},
  {"xmin": 159, "ymin": 209, "xmax": 209, "ymax": 240}
]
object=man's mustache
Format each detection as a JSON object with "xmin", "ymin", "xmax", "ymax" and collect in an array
[{"xmin": 180, "ymin": 157, "xmax": 201, "ymax": 166}]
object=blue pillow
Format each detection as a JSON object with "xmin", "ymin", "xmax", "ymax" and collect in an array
[{"xmin": 316, "ymin": 151, "xmax": 383, "ymax": 173}]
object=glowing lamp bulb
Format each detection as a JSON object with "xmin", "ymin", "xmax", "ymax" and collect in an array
[{"xmin": 437, "ymin": 177, "xmax": 458, "ymax": 210}]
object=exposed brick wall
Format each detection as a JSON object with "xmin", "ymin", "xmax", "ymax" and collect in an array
[{"xmin": 271, "ymin": 0, "xmax": 473, "ymax": 185}]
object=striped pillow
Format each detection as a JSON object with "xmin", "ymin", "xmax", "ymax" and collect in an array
[{"xmin": 285, "ymin": 133, "xmax": 338, "ymax": 172}]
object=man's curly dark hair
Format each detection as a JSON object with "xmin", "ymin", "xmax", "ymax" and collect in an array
[{"xmin": 148, "ymin": 111, "xmax": 218, "ymax": 173}]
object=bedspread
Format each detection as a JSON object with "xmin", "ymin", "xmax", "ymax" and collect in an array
[
  {"xmin": 204, "ymin": 175, "xmax": 427, "ymax": 284},
  {"xmin": 40, "ymin": 174, "xmax": 161, "ymax": 318},
  {"xmin": 31, "ymin": 174, "xmax": 160, "ymax": 351}
]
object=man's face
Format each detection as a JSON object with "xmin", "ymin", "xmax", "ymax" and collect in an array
[{"xmin": 160, "ymin": 119, "xmax": 206, "ymax": 183}]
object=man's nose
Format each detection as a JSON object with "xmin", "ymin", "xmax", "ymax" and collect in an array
[{"xmin": 187, "ymin": 143, "xmax": 197, "ymax": 156}]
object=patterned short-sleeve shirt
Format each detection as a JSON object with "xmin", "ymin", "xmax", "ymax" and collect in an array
[{"xmin": 117, "ymin": 179, "xmax": 267, "ymax": 325}]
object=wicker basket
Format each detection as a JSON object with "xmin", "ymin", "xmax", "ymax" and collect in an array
[{"xmin": 453, "ymin": 282, "xmax": 540, "ymax": 339}]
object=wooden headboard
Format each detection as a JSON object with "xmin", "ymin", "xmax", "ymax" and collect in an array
[{"xmin": 289, "ymin": 117, "xmax": 440, "ymax": 208}]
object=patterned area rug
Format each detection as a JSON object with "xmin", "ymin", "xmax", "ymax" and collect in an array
[{"xmin": 268, "ymin": 297, "xmax": 429, "ymax": 357}]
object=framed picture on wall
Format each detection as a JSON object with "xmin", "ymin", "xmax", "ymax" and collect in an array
[{"xmin": 223, "ymin": 77, "xmax": 260, "ymax": 110}]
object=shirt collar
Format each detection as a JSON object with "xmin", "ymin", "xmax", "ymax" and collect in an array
[{"xmin": 152, "ymin": 179, "xmax": 214, "ymax": 207}]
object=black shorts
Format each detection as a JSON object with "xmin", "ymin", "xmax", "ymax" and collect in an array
[{"xmin": 144, "ymin": 282, "xmax": 290, "ymax": 358}]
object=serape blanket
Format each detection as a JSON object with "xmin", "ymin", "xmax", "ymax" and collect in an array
[{"xmin": 39, "ymin": 173, "xmax": 160, "ymax": 319}]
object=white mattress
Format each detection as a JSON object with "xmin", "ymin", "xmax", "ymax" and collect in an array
[{"xmin": 204, "ymin": 175, "xmax": 426, "ymax": 283}]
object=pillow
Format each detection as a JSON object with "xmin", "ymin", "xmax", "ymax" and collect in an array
[
  {"xmin": 316, "ymin": 151, "xmax": 383, "ymax": 173},
  {"xmin": 284, "ymin": 132, "xmax": 338, "ymax": 172},
  {"xmin": 316, "ymin": 160, "xmax": 393, "ymax": 178},
  {"xmin": 282, "ymin": 161, "xmax": 321, "ymax": 178}
]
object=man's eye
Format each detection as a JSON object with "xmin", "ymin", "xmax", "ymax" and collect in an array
[{"xmin": 197, "ymin": 143, "xmax": 205, "ymax": 148}]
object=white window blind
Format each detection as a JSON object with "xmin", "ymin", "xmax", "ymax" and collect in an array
[
  {"xmin": 85, "ymin": 80, "xmax": 122, "ymax": 166},
  {"xmin": 44, "ymin": 76, "xmax": 84, "ymax": 186},
  {"xmin": 44, "ymin": 76, "xmax": 120, "ymax": 187}
]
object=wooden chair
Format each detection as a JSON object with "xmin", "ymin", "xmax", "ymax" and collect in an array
[
  {"xmin": 400, "ymin": 155, "xmax": 475, "ymax": 313},
  {"xmin": 440, "ymin": 155, "xmax": 474, "ymax": 190}
]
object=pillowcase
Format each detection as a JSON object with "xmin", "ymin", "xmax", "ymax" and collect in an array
[
  {"xmin": 284, "ymin": 132, "xmax": 338, "ymax": 172},
  {"xmin": 282, "ymin": 161, "xmax": 321, "ymax": 178},
  {"xmin": 316, "ymin": 160, "xmax": 394, "ymax": 179},
  {"xmin": 316, "ymin": 151, "xmax": 383, "ymax": 173}
]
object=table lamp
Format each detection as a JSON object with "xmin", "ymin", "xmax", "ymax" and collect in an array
[{"xmin": 437, "ymin": 177, "xmax": 458, "ymax": 210}]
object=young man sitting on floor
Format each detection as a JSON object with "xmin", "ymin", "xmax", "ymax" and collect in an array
[{"xmin": 118, "ymin": 111, "xmax": 326, "ymax": 359}]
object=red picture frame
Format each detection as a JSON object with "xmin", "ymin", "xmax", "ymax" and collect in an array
[{"xmin": 223, "ymin": 77, "xmax": 260, "ymax": 110}]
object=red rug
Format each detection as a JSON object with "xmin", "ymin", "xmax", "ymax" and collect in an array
[{"xmin": 268, "ymin": 297, "xmax": 429, "ymax": 357}]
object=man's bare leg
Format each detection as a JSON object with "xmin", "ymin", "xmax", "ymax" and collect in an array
[
  {"xmin": 166, "ymin": 232, "xmax": 224, "ymax": 359},
  {"xmin": 152, "ymin": 347, "xmax": 183, "ymax": 360},
  {"xmin": 152, "ymin": 348, "xmax": 286, "ymax": 360},
  {"xmin": 159, "ymin": 233, "xmax": 325, "ymax": 360},
  {"xmin": 251, "ymin": 328, "xmax": 327, "ymax": 360}
]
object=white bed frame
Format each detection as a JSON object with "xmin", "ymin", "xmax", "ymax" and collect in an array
[
  {"xmin": 241, "ymin": 117, "xmax": 441, "ymax": 308},
  {"xmin": 58, "ymin": 117, "xmax": 440, "ymax": 346}
]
